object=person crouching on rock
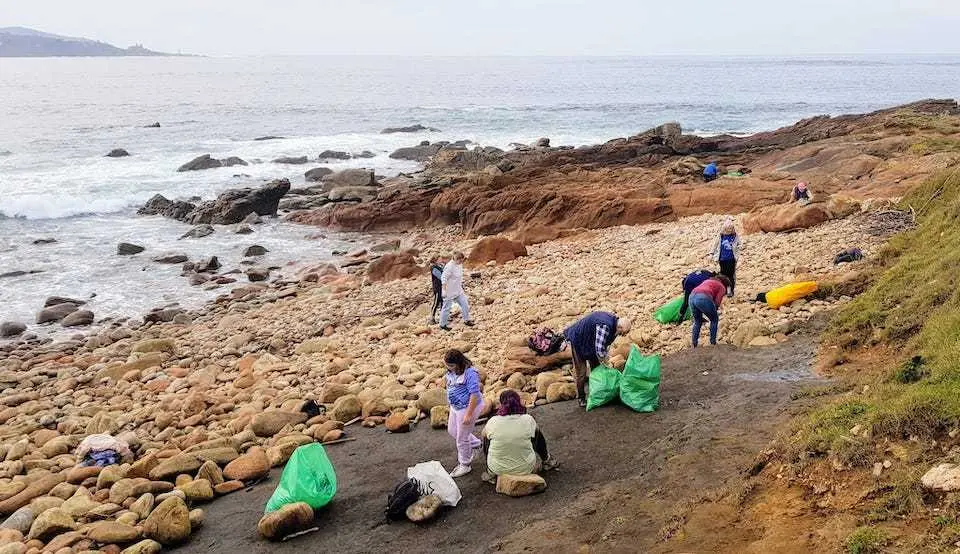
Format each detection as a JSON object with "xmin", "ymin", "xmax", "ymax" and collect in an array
[
  {"xmin": 703, "ymin": 161, "xmax": 719, "ymax": 182},
  {"xmin": 708, "ymin": 218, "xmax": 740, "ymax": 297},
  {"xmin": 429, "ymin": 256, "xmax": 446, "ymax": 324},
  {"xmin": 791, "ymin": 181, "xmax": 813, "ymax": 205},
  {"xmin": 481, "ymin": 390, "xmax": 557, "ymax": 483},
  {"xmin": 440, "ymin": 252, "xmax": 475, "ymax": 331},
  {"xmin": 445, "ymin": 349, "xmax": 485, "ymax": 478},
  {"xmin": 563, "ymin": 312, "xmax": 632, "ymax": 409},
  {"xmin": 690, "ymin": 275, "xmax": 732, "ymax": 347},
  {"xmin": 676, "ymin": 269, "xmax": 717, "ymax": 325}
]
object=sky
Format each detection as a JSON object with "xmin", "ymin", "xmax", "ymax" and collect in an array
[{"xmin": 2, "ymin": 0, "xmax": 959, "ymax": 57}]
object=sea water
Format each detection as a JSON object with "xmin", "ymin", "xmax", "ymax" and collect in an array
[{"xmin": 1, "ymin": 55, "xmax": 958, "ymax": 333}]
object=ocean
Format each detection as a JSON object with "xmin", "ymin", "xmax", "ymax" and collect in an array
[{"xmin": 1, "ymin": 55, "xmax": 958, "ymax": 334}]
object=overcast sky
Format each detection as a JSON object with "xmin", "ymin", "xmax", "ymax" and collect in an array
[{"xmin": 2, "ymin": 0, "xmax": 959, "ymax": 56}]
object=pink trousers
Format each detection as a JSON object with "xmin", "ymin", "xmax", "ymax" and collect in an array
[{"xmin": 448, "ymin": 403, "xmax": 483, "ymax": 465}]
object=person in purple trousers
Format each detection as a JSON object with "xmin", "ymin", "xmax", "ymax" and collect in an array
[{"xmin": 444, "ymin": 349, "xmax": 485, "ymax": 478}]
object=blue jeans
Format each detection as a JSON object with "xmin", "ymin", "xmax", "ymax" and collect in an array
[
  {"xmin": 690, "ymin": 293, "xmax": 719, "ymax": 347},
  {"xmin": 440, "ymin": 294, "xmax": 471, "ymax": 327}
]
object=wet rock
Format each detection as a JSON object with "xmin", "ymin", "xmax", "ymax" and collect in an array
[
  {"xmin": 406, "ymin": 494, "xmax": 442, "ymax": 522},
  {"xmin": 0, "ymin": 322, "xmax": 26, "ymax": 338},
  {"xmin": 36, "ymin": 303, "xmax": 78, "ymax": 324},
  {"xmin": 244, "ymin": 245, "xmax": 268, "ymax": 257},
  {"xmin": 180, "ymin": 225, "xmax": 214, "ymax": 239},
  {"xmin": 106, "ymin": 149, "xmax": 130, "ymax": 158},
  {"xmin": 381, "ymin": 124, "xmax": 439, "ymax": 134},
  {"xmin": 257, "ymin": 502, "xmax": 313, "ymax": 541},
  {"xmin": 389, "ymin": 143, "xmax": 442, "ymax": 162},
  {"xmin": 152, "ymin": 253, "xmax": 188, "ymax": 264},
  {"xmin": 137, "ymin": 195, "xmax": 195, "ymax": 220},
  {"xmin": 117, "ymin": 243, "xmax": 145, "ymax": 256},
  {"xmin": 61, "ymin": 310, "xmax": 94, "ymax": 327},
  {"xmin": 222, "ymin": 447, "xmax": 270, "ymax": 482},
  {"xmin": 317, "ymin": 150, "xmax": 352, "ymax": 161},
  {"xmin": 272, "ymin": 156, "xmax": 308, "ymax": 165},
  {"xmin": 44, "ymin": 295, "xmax": 84, "ymax": 307},
  {"xmin": 142, "ymin": 497, "xmax": 191, "ymax": 545},
  {"xmin": 177, "ymin": 154, "xmax": 247, "ymax": 172},
  {"xmin": 534, "ymin": 137, "xmax": 551, "ymax": 148},
  {"xmin": 496, "ymin": 474, "xmax": 547, "ymax": 497},
  {"xmin": 328, "ymin": 186, "xmax": 378, "ymax": 202},
  {"xmin": 304, "ymin": 167, "xmax": 333, "ymax": 182}
]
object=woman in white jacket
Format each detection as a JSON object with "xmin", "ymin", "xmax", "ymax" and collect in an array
[{"xmin": 439, "ymin": 252, "xmax": 475, "ymax": 330}]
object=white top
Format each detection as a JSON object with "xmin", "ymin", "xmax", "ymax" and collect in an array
[
  {"xmin": 441, "ymin": 260, "xmax": 465, "ymax": 298},
  {"xmin": 484, "ymin": 414, "xmax": 538, "ymax": 475}
]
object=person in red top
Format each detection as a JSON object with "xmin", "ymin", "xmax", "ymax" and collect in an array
[{"xmin": 690, "ymin": 275, "xmax": 733, "ymax": 347}]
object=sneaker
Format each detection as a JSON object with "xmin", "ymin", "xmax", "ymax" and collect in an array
[
  {"xmin": 464, "ymin": 320, "xmax": 475, "ymax": 327},
  {"xmin": 578, "ymin": 398, "xmax": 587, "ymax": 409},
  {"xmin": 440, "ymin": 325, "xmax": 452, "ymax": 332},
  {"xmin": 481, "ymin": 471, "xmax": 497, "ymax": 484},
  {"xmin": 450, "ymin": 464, "xmax": 472, "ymax": 478},
  {"xmin": 543, "ymin": 456, "xmax": 559, "ymax": 471}
]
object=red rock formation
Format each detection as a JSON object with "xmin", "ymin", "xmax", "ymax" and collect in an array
[
  {"xmin": 365, "ymin": 253, "xmax": 424, "ymax": 283},
  {"xmin": 467, "ymin": 237, "xmax": 528, "ymax": 267}
]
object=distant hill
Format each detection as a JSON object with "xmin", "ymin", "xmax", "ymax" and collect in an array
[{"xmin": 0, "ymin": 26, "xmax": 184, "ymax": 57}]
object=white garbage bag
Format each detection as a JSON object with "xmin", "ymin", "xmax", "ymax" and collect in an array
[{"xmin": 407, "ymin": 461, "xmax": 462, "ymax": 507}]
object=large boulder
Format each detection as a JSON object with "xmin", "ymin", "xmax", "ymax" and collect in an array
[
  {"xmin": 185, "ymin": 179, "xmax": 292, "ymax": 225},
  {"xmin": 320, "ymin": 169, "xmax": 376, "ymax": 188},
  {"xmin": 177, "ymin": 154, "xmax": 222, "ymax": 172},
  {"xmin": 742, "ymin": 196, "xmax": 861, "ymax": 234},
  {"xmin": 389, "ymin": 142, "xmax": 443, "ymax": 162},
  {"xmin": 328, "ymin": 186, "xmax": 379, "ymax": 202},
  {"xmin": 304, "ymin": 167, "xmax": 333, "ymax": 182},
  {"xmin": 36, "ymin": 303, "xmax": 78, "ymax": 324},
  {"xmin": 272, "ymin": 156, "xmax": 308, "ymax": 165},
  {"xmin": 142, "ymin": 497, "xmax": 191, "ymax": 545},
  {"xmin": 0, "ymin": 322, "xmax": 26, "ymax": 338},
  {"xmin": 922, "ymin": 463, "xmax": 960, "ymax": 492},
  {"xmin": 117, "ymin": 243, "xmax": 145, "ymax": 255},
  {"xmin": 136, "ymin": 195, "xmax": 195, "ymax": 220},
  {"xmin": 317, "ymin": 150, "xmax": 352, "ymax": 161},
  {"xmin": 366, "ymin": 252, "xmax": 423, "ymax": 283},
  {"xmin": 61, "ymin": 310, "xmax": 94, "ymax": 327},
  {"xmin": 467, "ymin": 236, "xmax": 528, "ymax": 266}
]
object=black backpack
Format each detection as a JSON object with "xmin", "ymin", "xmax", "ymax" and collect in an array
[{"xmin": 385, "ymin": 478, "xmax": 429, "ymax": 522}]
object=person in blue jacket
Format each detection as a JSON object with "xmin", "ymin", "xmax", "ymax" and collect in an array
[
  {"xmin": 563, "ymin": 312, "xmax": 632, "ymax": 409},
  {"xmin": 703, "ymin": 161, "xmax": 719, "ymax": 182},
  {"xmin": 676, "ymin": 269, "xmax": 717, "ymax": 325}
]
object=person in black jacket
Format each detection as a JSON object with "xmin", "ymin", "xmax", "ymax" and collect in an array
[{"xmin": 429, "ymin": 256, "xmax": 446, "ymax": 324}]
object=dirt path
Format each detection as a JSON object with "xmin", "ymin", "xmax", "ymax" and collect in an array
[{"xmin": 178, "ymin": 324, "xmax": 825, "ymax": 554}]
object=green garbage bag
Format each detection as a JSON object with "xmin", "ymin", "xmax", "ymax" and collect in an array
[
  {"xmin": 586, "ymin": 365, "xmax": 621, "ymax": 411},
  {"xmin": 654, "ymin": 296, "xmax": 691, "ymax": 325},
  {"xmin": 265, "ymin": 443, "xmax": 337, "ymax": 513},
  {"xmin": 619, "ymin": 345, "xmax": 661, "ymax": 413}
]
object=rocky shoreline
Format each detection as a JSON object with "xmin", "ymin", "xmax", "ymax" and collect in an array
[{"xmin": 0, "ymin": 100, "xmax": 957, "ymax": 551}]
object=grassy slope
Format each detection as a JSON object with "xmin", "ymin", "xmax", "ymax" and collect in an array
[{"xmin": 779, "ymin": 169, "xmax": 960, "ymax": 550}]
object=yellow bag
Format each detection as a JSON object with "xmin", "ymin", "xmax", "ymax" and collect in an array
[{"xmin": 766, "ymin": 281, "xmax": 818, "ymax": 309}]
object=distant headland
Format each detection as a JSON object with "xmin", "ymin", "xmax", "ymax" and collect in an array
[{"xmin": 0, "ymin": 26, "xmax": 191, "ymax": 57}]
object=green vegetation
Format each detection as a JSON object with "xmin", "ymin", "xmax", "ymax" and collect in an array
[
  {"xmin": 884, "ymin": 110, "xmax": 960, "ymax": 135},
  {"xmin": 845, "ymin": 526, "xmax": 889, "ymax": 554},
  {"xmin": 909, "ymin": 137, "xmax": 960, "ymax": 156},
  {"xmin": 788, "ymin": 170, "xmax": 960, "ymax": 464}
]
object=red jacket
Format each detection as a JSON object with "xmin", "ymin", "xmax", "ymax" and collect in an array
[{"xmin": 692, "ymin": 279, "xmax": 726, "ymax": 307}]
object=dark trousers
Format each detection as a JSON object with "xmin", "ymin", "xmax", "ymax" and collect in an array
[
  {"xmin": 719, "ymin": 259, "xmax": 737, "ymax": 296},
  {"xmin": 431, "ymin": 289, "xmax": 442, "ymax": 321},
  {"xmin": 703, "ymin": 173, "xmax": 717, "ymax": 183},
  {"xmin": 571, "ymin": 347, "xmax": 599, "ymax": 399},
  {"xmin": 483, "ymin": 429, "xmax": 549, "ymax": 460}
]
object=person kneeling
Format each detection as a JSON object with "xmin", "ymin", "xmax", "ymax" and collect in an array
[{"xmin": 481, "ymin": 390, "xmax": 556, "ymax": 483}]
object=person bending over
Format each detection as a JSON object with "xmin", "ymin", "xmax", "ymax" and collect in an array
[
  {"xmin": 676, "ymin": 269, "xmax": 716, "ymax": 325},
  {"xmin": 563, "ymin": 312, "xmax": 632, "ymax": 408},
  {"xmin": 690, "ymin": 275, "xmax": 732, "ymax": 347}
]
